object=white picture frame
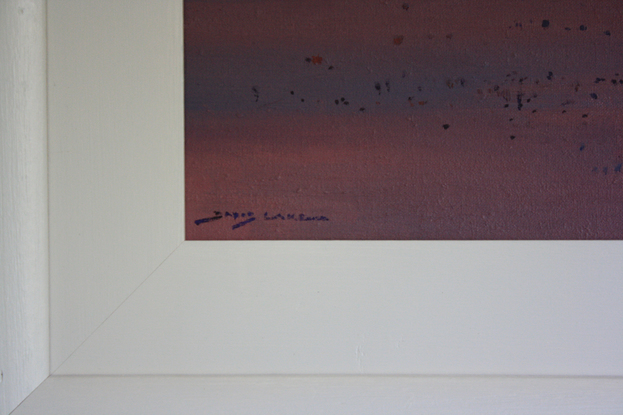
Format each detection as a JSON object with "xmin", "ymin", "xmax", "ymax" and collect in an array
[{"xmin": 6, "ymin": 0, "xmax": 623, "ymax": 413}]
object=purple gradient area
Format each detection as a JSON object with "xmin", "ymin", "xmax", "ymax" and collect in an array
[{"xmin": 185, "ymin": 0, "xmax": 623, "ymax": 239}]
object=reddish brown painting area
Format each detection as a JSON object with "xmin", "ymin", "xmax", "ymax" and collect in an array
[{"xmin": 185, "ymin": 0, "xmax": 623, "ymax": 239}]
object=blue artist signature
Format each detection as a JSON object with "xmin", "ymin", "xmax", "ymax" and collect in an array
[{"xmin": 194, "ymin": 211, "xmax": 329, "ymax": 230}]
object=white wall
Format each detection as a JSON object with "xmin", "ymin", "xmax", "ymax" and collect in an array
[{"xmin": 0, "ymin": 1, "xmax": 49, "ymax": 414}]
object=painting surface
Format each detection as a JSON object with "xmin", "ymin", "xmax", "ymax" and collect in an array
[{"xmin": 185, "ymin": 0, "xmax": 623, "ymax": 239}]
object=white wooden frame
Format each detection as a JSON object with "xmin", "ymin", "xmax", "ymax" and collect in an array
[{"xmin": 3, "ymin": 1, "xmax": 623, "ymax": 413}]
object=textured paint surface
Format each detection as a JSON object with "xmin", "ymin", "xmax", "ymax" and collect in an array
[{"xmin": 185, "ymin": 0, "xmax": 623, "ymax": 239}]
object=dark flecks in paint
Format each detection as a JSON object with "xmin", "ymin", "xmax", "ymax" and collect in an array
[
  {"xmin": 504, "ymin": 104, "xmax": 509, "ymax": 108},
  {"xmin": 547, "ymin": 71, "xmax": 553, "ymax": 80},
  {"xmin": 402, "ymin": 3, "xmax": 409, "ymax": 10},
  {"xmin": 542, "ymin": 20, "xmax": 550, "ymax": 28},
  {"xmin": 562, "ymin": 110, "xmax": 567, "ymax": 113},
  {"xmin": 290, "ymin": 91, "xmax": 294, "ymax": 95},
  {"xmin": 328, "ymin": 65, "xmax": 334, "ymax": 70},
  {"xmin": 532, "ymin": 109, "xmax": 537, "ymax": 113},
  {"xmin": 603, "ymin": 166, "xmax": 608, "ymax": 175},
  {"xmin": 620, "ymin": 80, "xmax": 623, "ymax": 84},
  {"xmin": 509, "ymin": 118, "xmax": 514, "ymax": 121},
  {"xmin": 375, "ymin": 82, "xmax": 381, "ymax": 94},
  {"xmin": 565, "ymin": 27, "xmax": 571, "ymax": 31},
  {"xmin": 517, "ymin": 94, "xmax": 523, "ymax": 111},
  {"xmin": 615, "ymin": 163, "xmax": 622, "ymax": 173},
  {"xmin": 590, "ymin": 93, "xmax": 598, "ymax": 99},
  {"xmin": 334, "ymin": 99, "xmax": 339, "ymax": 105},
  {"xmin": 340, "ymin": 97, "xmax": 345, "ymax": 102},
  {"xmin": 579, "ymin": 25, "xmax": 587, "ymax": 31},
  {"xmin": 252, "ymin": 86, "xmax": 259, "ymax": 102},
  {"xmin": 612, "ymin": 79, "xmax": 618, "ymax": 85},
  {"xmin": 592, "ymin": 167, "xmax": 598, "ymax": 173},
  {"xmin": 527, "ymin": 98, "xmax": 531, "ymax": 103},
  {"xmin": 579, "ymin": 144, "xmax": 585, "ymax": 151},
  {"xmin": 605, "ymin": 30, "xmax": 611, "ymax": 36},
  {"xmin": 582, "ymin": 114, "xmax": 588, "ymax": 118},
  {"xmin": 393, "ymin": 35, "xmax": 404, "ymax": 45},
  {"xmin": 443, "ymin": 124, "xmax": 450, "ymax": 130},
  {"xmin": 510, "ymin": 135, "xmax": 515, "ymax": 140},
  {"xmin": 359, "ymin": 107, "xmax": 365, "ymax": 112},
  {"xmin": 493, "ymin": 85, "xmax": 500, "ymax": 91},
  {"xmin": 385, "ymin": 81, "xmax": 390, "ymax": 92},
  {"xmin": 595, "ymin": 78, "xmax": 606, "ymax": 83},
  {"xmin": 301, "ymin": 98, "xmax": 305, "ymax": 102},
  {"xmin": 344, "ymin": 101, "xmax": 349, "ymax": 105},
  {"xmin": 305, "ymin": 57, "xmax": 312, "ymax": 63}
]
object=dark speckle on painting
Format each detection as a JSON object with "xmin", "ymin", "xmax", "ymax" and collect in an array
[
  {"xmin": 402, "ymin": 2, "xmax": 409, "ymax": 10},
  {"xmin": 542, "ymin": 20, "xmax": 550, "ymax": 28},
  {"xmin": 605, "ymin": 30, "xmax": 612, "ymax": 36},
  {"xmin": 443, "ymin": 124, "xmax": 450, "ymax": 130},
  {"xmin": 590, "ymin": 93, "xmax": 598, "ymax": 99},
  {"xmin": 393, "ymin": 35, "xmax": 404, "ymax": 45},
  {"xmin": 580, "ymin": 25, "xmax": 587, "ymax": 31}
]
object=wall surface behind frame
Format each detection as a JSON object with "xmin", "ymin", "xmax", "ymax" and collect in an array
[{"xmin": 0, "ymin": 1, "xmax": 49, "ymax": 414}]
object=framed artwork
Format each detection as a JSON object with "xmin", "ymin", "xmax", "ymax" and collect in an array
[
  {"xmin": 9, "ymin": 0, "xmax": 621, "ymax": 413},
  {"xmin": 185, "ymin": 0, "xmax": 623, "ymax": 240}
]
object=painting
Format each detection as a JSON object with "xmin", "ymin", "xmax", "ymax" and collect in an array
[{"xmin": 185, "ymin": 0, "xmax": 623, "ymax": 239}]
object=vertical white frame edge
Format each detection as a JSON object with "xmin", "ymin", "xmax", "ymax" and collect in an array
[
  {"xmin": 47, "ymin": 0, "xmax": 184, "ymax": 372},
  {"xmin": 0, "ymin": 1, "xmax": 49, "ymax": 414}
]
